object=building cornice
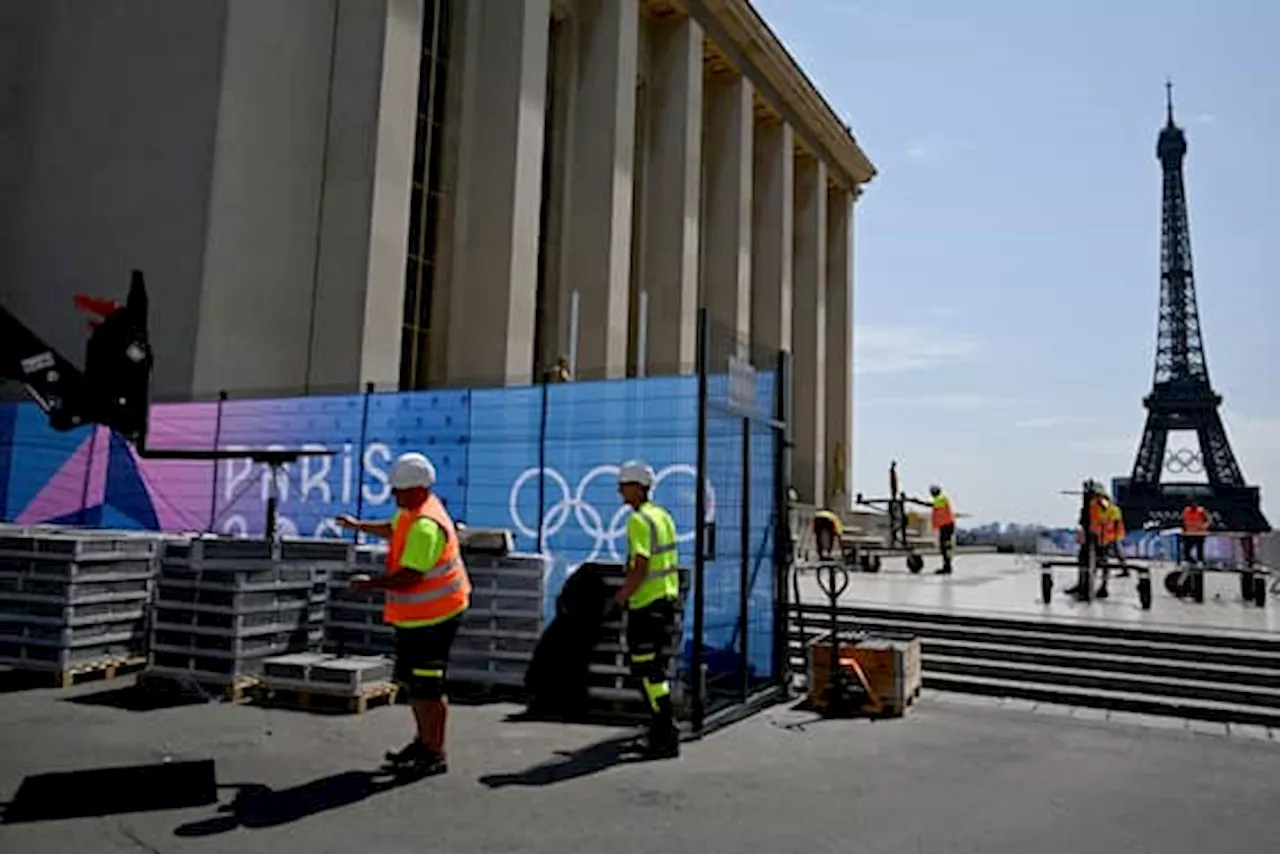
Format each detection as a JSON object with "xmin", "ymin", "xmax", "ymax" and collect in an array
[{"xmin": 680, "ymin": 0, "xmax": 876, "ymax": 192}]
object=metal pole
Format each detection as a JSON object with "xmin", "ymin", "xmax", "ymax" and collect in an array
[
  {"xmin": 636, "ymin": 290, "xmax": 649, "ymax": 378},
  {"xmin": 568, "ymin": 290, "xmax": 581, "ymax": 378},
  {"xmin": 773, "ymin": 350, "xmax": 793, "ymax": 688},
  {"xmin": 738, "ymin": 413, "xmax": 751, "ymax": 702},
  {"xmin": 353, "ymin": 382, "xmax": 373, "ymax": 542},
  {"xmin": 537, "ymin": 375, "xmax": 549, "ymax": 552},
  {"xmin": 79, "ymin": 426, "xmax": 99, "ymax": 526},
  {"xmin": 208, "ymin": 391, "xmax": 227, "ymax": 532},
  {"xmin": 265, "ymin": 462, "xmax": 279, "ymax": 541},
  {"xmin": 691, "ymin": 308, "xmax": 709, "ymax": 734}
]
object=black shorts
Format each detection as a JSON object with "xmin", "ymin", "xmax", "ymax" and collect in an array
[
  {"xmin": 625, "ymin": 598, "xmax": 679, "ymax": 679},
  {"xmin": 393, "ymin": 615, "xmax": 461, "ymax": 699}
]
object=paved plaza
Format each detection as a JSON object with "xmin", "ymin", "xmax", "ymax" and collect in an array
[
  {"xmin": 794, "ymin": 552, "xmax": 1280, "ymax": 637},
  {"xmin": 1, "ymin": 671, "xmax": 1278, "ymax": 854}
]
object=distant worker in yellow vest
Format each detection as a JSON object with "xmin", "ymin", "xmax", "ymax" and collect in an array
[
  {"xmin": 812, "ymin": 509, "xmax": 843, "ymax": 560},
  {"xmin": 615, "ymin": 460, "xmax": 682, "ymax": 760},
  {"xmin": 1103, "ymin": 500, "xmax": 1129, "ymax": 579},
  {"xmin": 929, "ymin": 485, "xmax": 956, "ymax": 575},
  {"xmin": 337, "ymin": 452, "xmax": 471, "ymax": 776}
]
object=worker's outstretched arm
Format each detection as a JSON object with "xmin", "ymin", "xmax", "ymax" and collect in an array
[{"xmin": 336, "ymin": 514, "xmax": 394, "ymax": 540}]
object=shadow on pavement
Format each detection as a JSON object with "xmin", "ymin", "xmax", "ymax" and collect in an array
[
  {"xmin": 173, "ymin": 769, "xmax": 421, "ymax": 836},
  {"xmin": 478, "ymin": 734, "xmax": 645, "ymax": 788},
  {"xmin": 63, "ymin": 683, "xmax": 210, "ymax": 712},
  {"xmin": 1, "ymin": 760, "xmax": 219, "ymax": 823}
]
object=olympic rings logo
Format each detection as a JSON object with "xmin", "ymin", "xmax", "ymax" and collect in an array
[
  {"xmin": 508, "ymin": 463, "xmax": 716, "ymax": 567},
  {"xmin": 1164, "ymin": 448, "xmax": 1203, "ymax": 474}
]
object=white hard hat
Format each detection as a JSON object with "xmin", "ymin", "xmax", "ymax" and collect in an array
[
  {"xmin": 618, "ymin": 460, "xmax": 655, "ymax": 488},
  {"xmin": 390, "ymin": 453, "xmax": 436, "ymax": 490}
]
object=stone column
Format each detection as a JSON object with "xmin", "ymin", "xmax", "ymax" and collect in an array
[
  {"xmin": 634, "ymin": 13, "xmax": 702, "ymax": 376},
  {"xmin": 309, "ymin": 0, "xmax": 422, "ymax": 393},
  {"xmin": 699, "ymin": 72, "xmax": 753, "ymax": 356},
  {"xmin": 441, "ymin": 0, "xmax": 550, "ymax": 387},
  {"xmin": 791, "ymin": 155, "xmax": 827, "ymax": 505},
  {"xmin": 749, "ymin": 119, "xmax": 793, "ymax": 358},
  {"xmin": 824, "ymin": 185, "xmax": 852, "ymax": 508},
  {"xmin": 559, "ymin": 0, "xmax": 639, "ymax": 381}
]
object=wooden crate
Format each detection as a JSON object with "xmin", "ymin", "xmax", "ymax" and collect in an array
[{"xmin": 806, "ymin": 633, "xmax": 922, "ymax": 716}]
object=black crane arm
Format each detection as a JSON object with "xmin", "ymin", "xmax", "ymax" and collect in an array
[{"xmin": 1, "ymin": 270, "xmax": 153, "ymax": 444}]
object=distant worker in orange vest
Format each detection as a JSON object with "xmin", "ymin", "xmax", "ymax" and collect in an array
[
  {"xmin": 812, "ymin": 509, "xmax": 843, "ymax": 560},
  {"xmin": 1181, "ymin": 498, "xmax": 1209, "ymax": 566},
  {"xmin": 929, "ymin": 485, "xmax": 956, "ymax": 575},
  {"xmin": 1067, "ymin": 481, "xmax": 1111, "ymax": 599},
  {"xmin": 1091, "ymin": 493, "xmax": 1127, "ymax": 599},
  {"xmin": 337, "ymin": 452, "xmax": 471, "ymax": 776}
]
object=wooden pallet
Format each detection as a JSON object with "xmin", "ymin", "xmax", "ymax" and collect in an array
[
  {"xmin": 135, "ymin": 670, "xmax": 260, "ymax": 703},
  {"xmin": 251, "ymin": 681, "xmax": 400, "ymax": 715},
  {"xmin": 11, "ymin": 655, "xmax": 148, "ymax": 689}
]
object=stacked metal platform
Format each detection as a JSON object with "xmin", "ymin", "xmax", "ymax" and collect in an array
[
  {"xmin": 323, "ymin": 544, "xmax": 393, "ymax": 657},
  {"xmin": 451, "ymin": 551, "xmax": 547, "ymax": 688},
  {"xmin": 0, "ymin": 528, "xmax": 158, "ymax": 678},
  {"xmin": 147, "ymin": 537, "xmax": 350, "ymax": 687}
]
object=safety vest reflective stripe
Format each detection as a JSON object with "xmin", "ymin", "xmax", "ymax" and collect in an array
[
  {"xmin": 385, "ymin": 576, "xmax": 465, "ymax": 606},
  {"xmin": 405, "ymin": 554, "xmax": 461, "ymax": 580}
]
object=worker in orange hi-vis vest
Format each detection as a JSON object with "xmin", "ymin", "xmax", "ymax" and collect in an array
[
  {"xmin": 1091, "ymin": 495, "xmax": 1128, "ymax": 599},
  {"xmin": 1066, "ymin": 481, "xmax": 1111, "ymax": 600},
  {"xmin": 1181, "ymin": 498, "xmax": 1210, "ymax": 566},
  {"xmin": 929, "ymin": 485, "xmax": 956, "ymax": 575},
  {"xmin": 337, "ymin": 452, "xmax": 471, "ymax": 776}
]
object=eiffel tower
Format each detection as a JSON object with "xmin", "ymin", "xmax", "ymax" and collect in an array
[{"xmin": 1114, "ymin": 84, "xmax": 1270, "ymax": 534}]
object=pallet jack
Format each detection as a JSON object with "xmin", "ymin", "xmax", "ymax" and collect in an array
[{"xmin": 794, "ymin": 559, "xmax": 883, "ymax": 717}]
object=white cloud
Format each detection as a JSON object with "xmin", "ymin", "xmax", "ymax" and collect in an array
[
  {"xmin": 1017, "ymin": 415, "xmax": 1101, "ymax": 430},
  {"xmin": 905, "ymin": 143, "xmax": 932, "ymax": 161},
  {"xmin": 902, "ymin": 137, "xmax": 978, "ymax": 165},
  {"xmin": 854, "ymin": 324, "xmax": 980, "ymax": 375}
]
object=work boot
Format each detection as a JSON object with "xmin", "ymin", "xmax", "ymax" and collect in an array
[
  {"xmin": 934, "ymin": 567, "xmax": 952, "ymax": 576},
  {"xmin": 1095, "ymin": 584, "xmax": 1109, "ymax": 599},
  {"xmin": 384, "ymin": 740, "xmax": 448, "ymax": 776},
  {"xmin": 643, "ymin": 698, "xmax": 681, "ymax": 760}
]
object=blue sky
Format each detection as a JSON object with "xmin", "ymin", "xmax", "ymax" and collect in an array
[{"xmin": 751, "ymin": 0, "xmax": 1280, "ymax": 526}]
